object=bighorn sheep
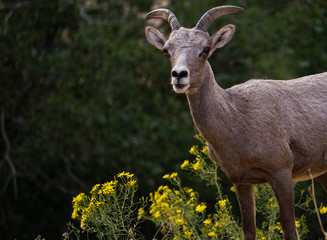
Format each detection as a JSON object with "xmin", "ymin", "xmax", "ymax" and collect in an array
[{"xmin": 145, "ymin": 5, "xmax": 327, "ymax": 240}]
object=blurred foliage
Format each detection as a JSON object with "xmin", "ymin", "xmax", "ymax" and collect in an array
[{"xmin": 0, "ymin": 0, "xmax": 326, "ymax": 239}]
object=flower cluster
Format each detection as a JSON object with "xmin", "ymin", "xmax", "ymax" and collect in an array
[
  {"xmin": 139, "ymin": 167, "xmax": 242, "ymax": 240},
  {"xmin": 181, "ymin": 135, "xmax": 223, "ymax": 199},
  {"xmin": 255, "ymin": 184, "xmax": 309, "ymax": 240},
  {"xmin": 70, "ymin": 172, "xmax": 141, "ymax": 239},
  {"xmin": 320, "ymin": 204, "xmax": 327, "ymax": 214},
  {"xmin": 163, "ymin": 172, "xmax": 179, "ymax": 183},
  {"xmin": 72, "ymin": 193, "xmax": 88, "ymax": 220},
  {"xmin": 267, "ymin": 197, "xmax": 277, "ymax": 208},
  {"xmin": 200, "ymin": 198, "xmax": 242, "ymax": 239},
  {"xmin": 182, "ymin": 144, "xmax": 207, "ymax": 172},
  {"xmin": 143, "ymin": 175, "xmax": 205, "ymax": 240}
]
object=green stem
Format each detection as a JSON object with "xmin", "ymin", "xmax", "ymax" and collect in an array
[
  {"xmin": 267, "ymin": 206, "xmax": 278, "ymax": 240},
  {"xmin": 213, "ymin": 164, "xmax": 222, "ymax": 200},
  {"xmin": 113, "ymin": 189, "xmax": 131, "ymax": 238}
]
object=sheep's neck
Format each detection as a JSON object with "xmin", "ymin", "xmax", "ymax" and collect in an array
[{"xmin": 186, "ymin": 62, "xmax": 236, "ymax": 148}]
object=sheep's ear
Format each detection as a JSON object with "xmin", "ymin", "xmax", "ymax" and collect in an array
[
  {"xmin": 145, "ymin": 26, "xmax": 168, "ymax": 50},
  {"xmin": 210, "ymin": 24, "xmax": 235, "ymax": 51}
]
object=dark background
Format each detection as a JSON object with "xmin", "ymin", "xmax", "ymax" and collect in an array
[{"xmin": 0, "ymin": 0, "xmax": 326, "ymax": 239}]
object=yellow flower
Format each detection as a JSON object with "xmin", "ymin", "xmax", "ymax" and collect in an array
[
  {"xmin": 184, "ymin": 188, "xmax": 197, "ymax": 201},
  {"xmin": 175, "ymin": 217, "xmax": 186, "ymax": 226},
  {"xmin": 193, "ymin": 161, "xmax": 201, "ymax": 171},
  {"xmin": 80, "ymin": 214, "xmax": 87, "ymax": 229},
  {"xmin": 117, "ymin": 171, "xmax": 134, "ymax": 179},
  {"xmin": 90, "ymin": 184, "xmax": 100, "ymax": 194},
  {"xmin": 170, "ymin": 172, "xmax": 178, "ymax": 179},
  {"xmin": 163, "ymin": 172, "xmax": 178, "ymax": 180},
  {"xmin": 208, "ymin": 232, "xmax": 217, "ymax": 237},
  {"xmin": 128, "ymin": 179, "xmax": 137, "ymax": 187},
  {"xmin": 153, "ymin": 211, "xmax": 160, "ymax": 218},
  {"xmin": 189, "ymin": 146, "xmax": 197, "ymax": 155},
  {"xmin": 195, "ymin": 203, "xmax": 207, "ymax": 213},
  {"xmin": 174, "ymin": 190, "xmax": 180, "ymax": 195},
  {"xmin": 138, "ymin": 208, "xmax": 145, "ymax": 220},
  {"xmin": 184, "ymin": 229, "xmax": 193, "ymax": 238},
  {"xmin": 72, "ymin": 193, "xmax": 87, "ymax": 205},
  {"xmin": 71, "ymin": 209, "xmax": 79, "ymax": 219},
  {"xmin": 157, "ymin": 185, "xmax": 168, "ymax": 191},
  {"xmin": 275, "ymin": 222, "xmax": 283, "ymax": 234},
  {"xmin": 101, "ymin": 181, "xmax": 117, "ymax": 195},
  {"xmin": 203, "ymin": 219, "xmax": 211, "ymax": 225},
  {"xmin": 201, "ymin": 146, "xmax": 208, "ymax": 154},
  {"xmin": 72, "ymin": 192, "xmax": 88, "ymax": 219},
  {"xmin": 218, "ymin": 199, "xmax": 228, "ymax": 208},
  {"xmin": 320, "ymin": 205, "xmax": 327, "ymax": 214},
  {"xmin": 267, "ymin": 197, "xmax": 277, "ymax": 208},
  {"xmin": 215, "ymin": 220, "xmax": 223, "ymax": 228},
  {"xmin": 230, "ymin": 186, "xmax": 235, "ymax": 192},
  {"xmin": 161, "ymin": 202, "xmax": 169, "ymax": 209},
  {"xmin": 85, "ymin": 200, "xmax": 96, "ymax": 216},
  {"xmin": 163, "ymin": 174, "xmax": 170, "ymax": 179},
  {"xmin": 295, "ymin": 220, "xmax": 300, "ymax": 228},
  {"xmin": 181, "ymin": 160, "xmax": 190, "ymax": 169}
]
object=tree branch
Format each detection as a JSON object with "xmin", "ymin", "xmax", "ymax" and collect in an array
[
  {"xmin": 1, "ymin": 109, "xmax": 18, "ymax": 198},
  {"xmin": 62, "ymin": 155, "xmax": 87, "ymax": 189},
  {"xmin": 3, "ymin": 9, "xmax": 13, "ymax": 35},
  {"xmin": 79, "ymin": 5, "xmax": 93, "ymax": 25},
  {"xmin": 308, "ymin": 169, "xmax": 327, "ymax": 239},
  {"xmin": 0, "ymin": 2, "xmax": 29, "ymax": 11}
]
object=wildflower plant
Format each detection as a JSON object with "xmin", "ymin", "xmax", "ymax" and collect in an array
[
  {"xmin": 140, "ymin": 135, "xmax": 242, "ymax": 239},
  {"xmin": 141, "ymin": 171, "xmax": 242, "ymax": 240},
  {"xmin": 180, "ymin": 135, "xmax": 223, "ymax": 199},
  {"xmin": 255, "ymin": 184, "xmax": 310, "ymax": 239},
  {"xmin": 67, "ymin": 135, "xmax": 313, "ymax": 240},
  {"xmin": 141, "ymin": 135, "xmax": 310, "ymax": 240},
  {"xmin": 69, "ymin": 172, "xmax": 143, "ymax": 240},
  {"xmin": 144, "ymin": 181, "xmax": 205, "ymax": 239}
]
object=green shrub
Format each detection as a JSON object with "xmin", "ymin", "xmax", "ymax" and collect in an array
[
  {"xmin": 67, "ymin": 136, "xmax": 313, "ymax": 240},
  {"xmin": 68, "ymin": 172, "xmax": 143, "ymax": 240}
]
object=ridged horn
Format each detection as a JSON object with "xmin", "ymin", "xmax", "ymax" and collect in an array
[
  {"xmin": 195, "ymin": 5, "xmax": 244, "ymax": 32},
  {"xmin": 145, "ymin": 8, "xmax": 181, "ymax": 31}
]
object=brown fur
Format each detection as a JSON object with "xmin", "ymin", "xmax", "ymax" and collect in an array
[{"xmin": 145, "ymin": 7, "xmax": 327, "ymax": 240}]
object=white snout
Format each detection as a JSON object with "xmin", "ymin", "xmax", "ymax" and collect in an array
[
  {"xmin": 171, "ymin": 65, "xmax": 190, "ymax": 93},
  {"xmin": 172, "ymin": 79, "xmax": 190, "ymax": 93}
]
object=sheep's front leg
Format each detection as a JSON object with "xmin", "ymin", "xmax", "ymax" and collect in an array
[
  {"xmin": 235, "ymin": 184, "xmax": 256, "ymax": 240},
  {"xmin": 269, "ymin": 170, "xmax": 299, "ymax": 240}
]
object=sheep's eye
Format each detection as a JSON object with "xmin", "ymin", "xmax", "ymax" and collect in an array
[
  {"xmin": 202, "ymin": 47, "xmax": 211, "ymax": 54},
  {"xmin": 163, "ymin": 49, "xmax": 170, "ymax": 58}
]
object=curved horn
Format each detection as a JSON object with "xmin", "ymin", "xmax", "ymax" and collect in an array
[
  {"xmin": 195, "ymin": 5, "xmax": 244, "ymax": 32},
  {"xmin": 145, "ymin": 8, "xmax": 181, "ymax": 31}
]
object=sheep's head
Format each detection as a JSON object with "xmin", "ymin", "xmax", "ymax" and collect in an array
[{"xmin": 145, "ymin": 6, "xmax": 244, "ymax": 94}]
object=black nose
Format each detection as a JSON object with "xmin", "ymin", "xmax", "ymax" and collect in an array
[{"xmin": 171, "ymin": 70, "xmax": 188, "ymax": 79}]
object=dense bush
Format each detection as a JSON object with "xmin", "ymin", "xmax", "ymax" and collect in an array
[{"xmin": 67, "ymin": 137, "xmax": 322, "ymax": 239}]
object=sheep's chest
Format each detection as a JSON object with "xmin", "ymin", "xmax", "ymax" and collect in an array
[{"xmin": 208, "ymin": 144, "xmax": 270, "ymax": 184}]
